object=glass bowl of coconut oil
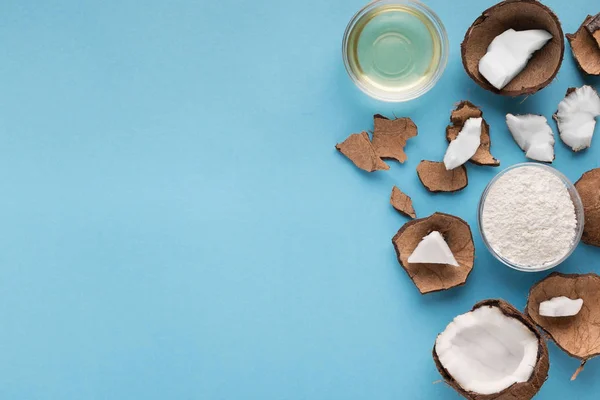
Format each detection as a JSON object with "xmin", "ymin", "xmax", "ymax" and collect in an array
[
  {"xmin": 478, "ymin": 163, "xmax": 585, "ymax": 273},
  {"xmin": 342, "ymin": 0, "xmax": 449, "ymax": 102}
]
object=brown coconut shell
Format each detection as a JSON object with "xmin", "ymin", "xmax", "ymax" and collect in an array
[
  {"xmin": 416, "ymin": 161, "xmax": 468, "ymax": 193},
  {"xmin": 335, "ymin": 132, "xmax": 389, "ymax": 172},
  {"xmin": 371, "ymin": 114, "xmax": 418, "ymax": 163},
  {"xmin": 392, "ymin": 212, "xmax": 474, "ymax": 294},
  {"xmin": 567, "ymin": 15, "xmax": 600, "ymax": 76},
  {"xmin": 526, "ymin": 272, "xmax": 600, "ymax": 379},
  {"xmin": 390, "ymin": 186, "xmax": 416, "ymax": 219},
  {"xmin": 461, "ymin": 0, "xmax": 564, "ymax": 96},
  {"xmin": 446, "ymin": 101, "xmax": 500, "ymax": 166},
  {"xmin": 434, "ymin": 299, "xmax": 549, "ymax": 399},
  {"xmin": 585, "ymin": 13, "xmax": 600, "ymax": 48},
  {"xmin": 575, "ymin": 168, "xmax": 600, "ymax": 246}
]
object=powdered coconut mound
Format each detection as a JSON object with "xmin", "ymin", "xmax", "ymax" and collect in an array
[{"xmin": 481, "ymin": 165, "xmax": 577, "ymax": 267}]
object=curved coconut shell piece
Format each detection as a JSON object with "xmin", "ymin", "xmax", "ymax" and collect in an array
[
  {"xmin": 390, "ymin": 186, "xmax": 416, "ymax": 219},
  {"xmin": 392, "ymin": 212, "xmax": 474, "ymax": 294},
  {"xmin": 567, "ymin": 15, "xmax": 600, "ymax": 76},
  {"xmin": 575, "ymin": 168, "xmax": 600, "ymax": 246},
  {"xmin": 335, "ymin": 132, "xmax": 389, "ymax": 172},
  {"xmin": 585, "ymin": 13, "xmax": 600, "ymax": 48},
  {"xmin": 461, "ymin": 0, "xmax": 564, "ymax": 96},
  {"xmin": 446, "ymin": 101, "xmax": 500, "ymax": 166},
  {"xmin": 372, "ymin": 114, "xmax": 417, "ymax": 163},
  {"xmin": 527, "ymin": 272, "xmax": 600, "ymax": 379},
  {"xmin": 434, "ymin": 299, "xmax": 549, "ymax": 400},
  {"xmin": 416, "ymin": 161, "xmax": 468, "ymax": 193}
]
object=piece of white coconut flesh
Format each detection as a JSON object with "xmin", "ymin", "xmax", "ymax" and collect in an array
[
  {"xmin": 479, "ymin": 29, "xmax": 552, "ymax": 90},
  {"xmin": 554, "ymin": 85, "xmax": 600, "ymax": 151},
  {"xmin": 435, "ymin": 305, "xmax": 539, "ymax": 395},
  {"xmin": 443, "ymin": 117, "xmax": 482, "ymax": 170},
  {"xmin": 506, "ymin": 114, "xmax": 555, "ymax": 162},
  {"xmin": 539, "ymin": 296, "xmax": 583, "ymax": 317},
  {"xmin": 407, "ymin": 231, "xmax": 458, "ymax": 266}
]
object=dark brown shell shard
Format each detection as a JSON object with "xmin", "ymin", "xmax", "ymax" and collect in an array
[
  {"xmin": 567, "ymin": 15, "xmax": 600, "ymax": 76},
  {"xmin": 390, "ymin": 186, "xmax": 416, "ymax": 219}
]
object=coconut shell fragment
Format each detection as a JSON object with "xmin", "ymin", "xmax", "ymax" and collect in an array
[
  {"xmin": 371, "ymin": 114, "xmax": 418, "ymax": 163},
  {"xmin": 446, "ymin": 101, "xmax": 499, "ymax": 166},
  {"xmin": 527, "ymin": 272, "xmax": 600, "ymax": 379},
  {"xmin": 392, "ymin": 212, "xmax": 474, "ymax": 294},
  {"xmin": 390, "ymin": 186, "xmax": 416, "ymax": 218},
  {"xmin": 585, "ymin": 13, "xmax": 600, "ymax": 48},
  {"xmin": 416, "ymin": 161, "xmax": 468, "ymax": 193},
  {"xmin": 335, "ymin": 132, "xmax": 389, "ymax": 172},
  {"xmin": 567, "ymin": 15, "xmax": 600, "ymax": 76},
  {"xmin": 434, "ymin": 299, "xmax": 549, "ymax": 399},
  {"xmin": 575, "ymin": 168, "xmax": 600, "ymax": 246},
  {"xmin": 461, "ymin": 0, "xmax": 564, "ymax": 96}
]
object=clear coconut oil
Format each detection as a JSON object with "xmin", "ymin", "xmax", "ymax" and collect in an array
[{"xmin": 344, "ymin": 2, "xmax": 445, "ymax": 100}]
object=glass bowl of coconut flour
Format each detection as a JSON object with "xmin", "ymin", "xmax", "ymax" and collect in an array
[{"xmin": 478, "ymin": 163, "xmax": 584, "ymax": 272}]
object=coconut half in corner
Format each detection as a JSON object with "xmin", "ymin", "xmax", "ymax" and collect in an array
[{"xmin": 434, "ymin": 299, "xmax": 549, "ymax": 399}]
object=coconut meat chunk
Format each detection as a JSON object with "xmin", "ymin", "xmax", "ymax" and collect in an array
[
  {"xmin": 554, "ymin": 86, "xmax": 600, "ymax": 151},
  {"xmin": 479, "ymin": 29, "xmax": 553, "ymax": 90},
  {"xmin": 435, "ymin": 305, "xmax": 538, "ymax": 395},
  {"xmin": 407, "ymin": 231, "xmax": 458, "ymax": 266},
  {"xmin": 506, "ymin": 114, "xmax": 555, "ymax": 162},
  {"xmin": 443, "ymin": 117, "xmax": 482, "ymax": 170},
  {"xmin": 539, "ymin": 296, "xmax": 583, "ymax": 317}
]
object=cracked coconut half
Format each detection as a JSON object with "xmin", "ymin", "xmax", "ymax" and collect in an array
[
  {"xmin": 527, "ymin": 272, "xmax": 600, "ymax": 379},
  {"xmin": 461, "ymin": 0, "xmax": 564, "ymax": 96},
  {"xmin": 553, "ymin": 85, "xmax": 600, "ymax": 151},
  {"xmin": 434, "ymin": 299, "xmax": 549, "ymax": 399},
  {"xmin": 392, "ymin": 212, "xmax": 474, "ymax": 294},
  {"xmin": 416, "ymin": 161, "xmax": 468, "ymax": 193},
  {"xmin": 446, "ymin": 101, "xmax": 499, "ymax": 166},
  {"xmin": 506, "ymin": 114, "xmax": 555, "ymax": 162},
  {"xmin": 575, "ymin": 168, "xmax": 600, "ymax": 246},
  {"xmin": 567, "ymin": 15, "xmax": 600, "ymax": 76}
]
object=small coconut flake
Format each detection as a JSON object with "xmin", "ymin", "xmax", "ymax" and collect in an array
[
  {"xmin": 527, "ymin": 272, "xmax": 600, "ymax": 379},
  {"xmin": 567, "ymin": 15, "xmax": 600, "ymax": 76},
  {"xmin": 407, "ymin": 231, "xmax": 459, "ymax": 266},
  {"xmin": 335, "ymin": 132, "xmax": 389, "ymax": 172},
  {"xmin": 553, "ymin": 85, "xmax": 600, "ymax": 151},
  {"xmin": 390, "ymin": 186, "xmax": 416, "ymax": 219},
  {"xmin": 575, "ymin": 168, "xmax": 600, "ymax": 246},
  {"xmin": 478, "ymin": 29, "xmax": 553, "ymax": 90},
  {"xmin": 446, "ymin": 101, "xmax": 499, "ymax": 166},
  {"xmin": 539, "ymin": 296, "xmax": 583, "ymax": 317},
  {"xmin": 434, "ymin": 299, "xmax": 549, "ymax": 399},
  {"xmin": 443, "ymin": 117, "xmax": 482, "ymax": 170},
  {"xmin": 585, "ymin": 13, "xmax": 600, "ymax": 48},
  {"xmin": 371, "ymin": 114, "xmax": 418, "ymax": 163},
  {"xmin": 392, "ymin": 212, "xmax": 474, "ymax": 294},
  {"xmin": 417, "ymin": 161, "xmax": 467, "ymax": 193},
  {"xmin": 506, "ymin": 114, "xmax": 555, "ymax": 162}
]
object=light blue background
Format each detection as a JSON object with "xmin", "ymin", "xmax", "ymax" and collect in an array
[{"xmin": 1, "ymin": 0, "xmax": 599, "ymax": 398}]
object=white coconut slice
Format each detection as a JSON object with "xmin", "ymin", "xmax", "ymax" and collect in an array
[
  {"xmin": 478, "ymin": 29, "xmax": 553, "ymax": 90},
  {"xmin": 435, "ymin": 304, "xmax": 539, "ymax": 395},
  {"xmin": 539, "ymin": 296, "xmax": 583, "ymax": 317},
  {"xmin": 506, "ymin": 114, "xmax": 555, "ymax": 162},
  {"xmin": 443, "ymin": 117, "xmax": 482, "ymax": 170},
  {"xmin": 406, "ymin": 231, "xmax": 459, "ymax": 266},
  {"xmin": 554, "ymin": 86, "xmax": 600, "ymax": 151}
]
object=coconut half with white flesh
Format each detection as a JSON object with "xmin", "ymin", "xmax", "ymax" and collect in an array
[
  {"xmin": 553, "ymin": 86, "xmax": 600, "ymax": 151},
  {"xmin": 527, "ymin": 272, "xmax": 600, "ymax": 379},
  {"xmin": 506, "ymin": 114, "xmax": 555, "ymax": 162},
  {"xmin": 392, "ymin": 213, "xmax": 475, "ymax": 294},
  {"xmin": 443, "ymin": 118, "xmax": 482, "ymax": 170},
  {"xmin": 407, "ymin": 231, "xmax": 458, "ymax": 266},
  {"xmin": 539, "ymin": 296, "xmax": 583, "ymax": 317},
  {"xmin": 461, "ymin": 0, "xmax": 564, "ymax": 96},
  {"xmin": 479, "ymin": 29, "xmax": 553, "ymax": 90},
  {"xmin": 434, "ymin": 299, "xmax": 549, "ymax": 400}
]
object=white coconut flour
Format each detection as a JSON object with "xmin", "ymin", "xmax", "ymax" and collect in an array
[{"xmin": 482, "ymin": 166, "xmax": 577, "ymax": 267}]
